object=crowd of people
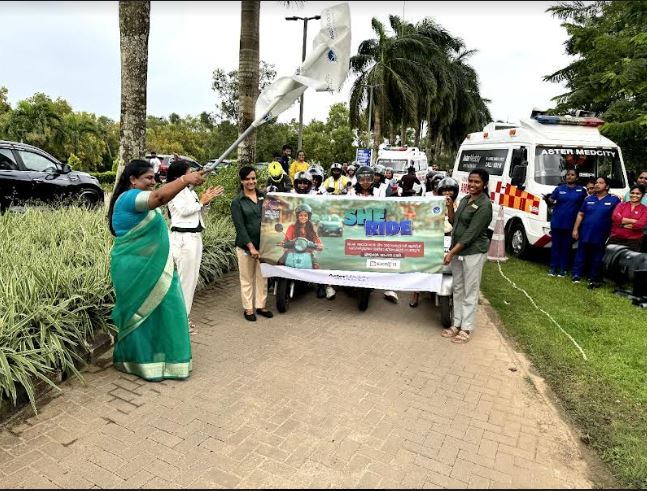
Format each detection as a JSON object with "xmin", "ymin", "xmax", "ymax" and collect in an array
[
  {"xmin": 106, "ymin": 147, "xmax": 646, "ymax": 382},
  {"xmin": 545, "ymin": 169, "xmax": 647, "ymax": 288}
]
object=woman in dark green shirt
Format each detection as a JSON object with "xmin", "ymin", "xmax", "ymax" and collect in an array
[
  {"xmin": 441, "ymin": 168, "xmax": 492, "ymax": 344},
  {"xmin": 231, "ymin": 166, "xmax": 273, "ymax": 322}
]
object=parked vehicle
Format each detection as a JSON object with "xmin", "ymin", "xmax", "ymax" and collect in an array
[
  {"xmin": 375, "ymin": 145, "xmax": 429, "ymax": 182},
  {"xmin": 204, "ymin": 159, "xmax": 231, "ymax": 172},
  {"xmin": 0, "ymin": 140, "xmax": 104, "ymax": 212},
  {"xmin": 451, "ymin": 111, "xmax": 630, "ymax": 257},
  {"xmin": 145, "ymin": 154, "xmax": 202, "ymax": 181},
  {"xmin": 317, "ymin": 214, "xmax": 344, "ymax": 237}
]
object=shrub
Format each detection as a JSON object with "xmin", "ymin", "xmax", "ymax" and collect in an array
[
  {"xmin": 90, "ymin": 171, "xmax": 117, "ymax": 186},
  {"xmin": 0, "ymin": 205, "xmax": 237, "ymax": 412}
]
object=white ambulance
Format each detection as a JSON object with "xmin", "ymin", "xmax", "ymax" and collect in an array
[
  {"xmin": 375, "ymin": 145, "xmax": 429, "ymax": 182},
  {"xmin": 451, "ymin": 113, "xmax": 630, "ymax": 257}
]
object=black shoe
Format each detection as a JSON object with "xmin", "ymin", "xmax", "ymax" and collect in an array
[
  {"xmin": 244, "ymin": 311, "xmax": 257, "ymax": 322},
  {"xmin": 588, "ymin": 281, "xmax": 601, "ymax": 289},
  {"xmin": 316, "ymin": 285, "xmax": 326, "ymax": 298},
  {"xmin": 256, "ymin": 309, "xmax": 274, "ymax": 318}
]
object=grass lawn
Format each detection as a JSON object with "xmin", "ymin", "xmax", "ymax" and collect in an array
[{"xmin": 480, "ymin": 256, "xmax": 647, "ymax": 488}]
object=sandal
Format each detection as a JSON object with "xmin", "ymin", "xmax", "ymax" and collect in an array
[
  {"xmin": 451, "ymin": 330, "xmax": 471, "ymax": 344},
  {"xmin": 188, "ymin": 320, "xmax": 198, "ymax": 335},
  {"xmin": 441, "ymin": 326, "xmax": 459, "ymax": 338}
]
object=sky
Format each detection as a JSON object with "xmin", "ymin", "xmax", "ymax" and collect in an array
[{"xmin": 0, "ymin": 1, "xmax": 574, "ymax": 127}]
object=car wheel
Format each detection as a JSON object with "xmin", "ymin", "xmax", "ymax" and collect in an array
[
  {"xmin": 506, "ymin": 221, "xmax": 528, "ymax": 258},
  {"xmin": 78, "ymin": 188, "xmax": 101, "ymax": 209}
]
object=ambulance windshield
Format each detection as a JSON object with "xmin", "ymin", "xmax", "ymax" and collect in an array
[
  {"xmin": 376, "ymin": 159, "xmax": 408, "ymax": 172},
  {"xmin": 534, "ymin": 146, "xmax": 625, "ymax": 188}
]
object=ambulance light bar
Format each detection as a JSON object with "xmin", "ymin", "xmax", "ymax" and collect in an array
[{"xmin": 534, "ymin": 115, "xmax": 605, "ymax": 127}]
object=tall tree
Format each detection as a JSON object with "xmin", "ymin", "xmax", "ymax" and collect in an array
[
  {"xmin": 117, "ymin": 0, "xmax": 150, "ymax": 180},
  {"xmin": 237, "ymin": 0, "xmax": 260, "ymax": 167},
  {"xmin": 544, "ymin": 0, "xmax": 647, "ymax": 170}
]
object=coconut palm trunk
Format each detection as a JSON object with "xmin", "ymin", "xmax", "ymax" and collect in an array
[
  {"xmin": 372, "ymin": 106, "xmax": 382, "ymax": 160},
  {"xmin": 116, "ymin": 0, "xmax": 150, "ymax": 183},
  {"xmin": 237, "ymin": 0, "xmax": 260, "ymax": 167}
]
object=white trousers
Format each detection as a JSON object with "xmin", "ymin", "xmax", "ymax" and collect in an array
[
  {"xmin": 170, "ymin": 231, "xmax": 203, "ymax": 316},
  {"xmin": 450, "ymin": 253, "xmax": 486, "ymax": 331},
  {"xmin": 236, "ymin": 247, "xmax": 267, "ymax": 311}
]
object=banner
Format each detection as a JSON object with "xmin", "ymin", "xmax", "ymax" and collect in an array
[{"xmin": 259, "ymin": 193, "xmax": 446, "ymax": 291}]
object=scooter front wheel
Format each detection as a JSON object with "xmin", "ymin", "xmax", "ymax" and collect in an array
[{"xmin": 276, "ymin": 278, "xmax": 290, "ymax": 313}]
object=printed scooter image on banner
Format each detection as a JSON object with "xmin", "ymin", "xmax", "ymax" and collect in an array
[{"xmin": 259, "ymin": 193, "xmax": 446, "ymax": 291}]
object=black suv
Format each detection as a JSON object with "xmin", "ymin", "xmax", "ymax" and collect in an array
[{"xmin": 0, "ymin": 140, "xmax": 104, "ymax": 212}]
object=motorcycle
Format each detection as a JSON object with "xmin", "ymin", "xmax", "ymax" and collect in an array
[{"xmin": 272, "ymin": 224, "xmax": 320, "ymax": 313}]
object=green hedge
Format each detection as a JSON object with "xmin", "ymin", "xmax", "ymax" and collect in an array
[
  {"xmin": 89, "ymin": 171, "xmax": 117, "ymax": 185},
  {"xmin": 0, "ymin": 205, "xmax": 236, "ymax": 412}
]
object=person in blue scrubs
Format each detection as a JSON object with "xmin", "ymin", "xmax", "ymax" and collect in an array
[
  {"xmin": 571, "ymin": 176, "xmax": 621, "ymax": 288},
  {"xmin": 544, "ymin": 168, "xmax": 586, "ymax": 276}
]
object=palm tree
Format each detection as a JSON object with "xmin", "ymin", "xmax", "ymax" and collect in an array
[
  {"xmin": 349, "ymin": 16, "xmax": 434, "ymax": 159},
  {"xmin": 237, "ymin": 0, "xmax": 260, "ymax": 167},
  {"xmin": 116, "ymin": 0, "xmax": 150, "ymax": 181}
]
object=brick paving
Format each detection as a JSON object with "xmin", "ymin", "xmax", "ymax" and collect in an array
[{"xmin": 0, "ymin": 272, "xmax": 596, "ymax": 488}]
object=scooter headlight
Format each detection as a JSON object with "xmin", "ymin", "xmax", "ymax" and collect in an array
[{"xmin": 294, "ymin": 237, "xmax": 308, "ymax": 252}]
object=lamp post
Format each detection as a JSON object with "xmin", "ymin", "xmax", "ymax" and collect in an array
[{"xmin": 285, "ymin": 14, "xmax": 321, "ymax": 151}]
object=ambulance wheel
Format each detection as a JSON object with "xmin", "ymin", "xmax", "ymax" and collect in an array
[
  {"xmin": 439, "ymin": 295, "xmax": 453, "ymax": 328},
  {"xmin": 276, "ymin": 279, "xmax": 290, "ymax": 313},
  {"xmin": 506, "ymin": 221, "xmax": 529, "ymax": 258}
]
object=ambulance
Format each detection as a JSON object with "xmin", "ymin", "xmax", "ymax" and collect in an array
[
  {"xmin": 375, "ymin": 144, "xmax": 429, "ymax": 182},
  {"xmin": 451, "ymin": 111, "xmax": 630, "ymax": 257}
]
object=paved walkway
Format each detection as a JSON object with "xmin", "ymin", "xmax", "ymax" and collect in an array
[{"xmin": 0, "ymin": 273, "xmax": 596, "ymax": 488}]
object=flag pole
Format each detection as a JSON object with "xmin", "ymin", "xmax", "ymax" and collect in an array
[{"xmin": 202, "ymin": 122, "xmax": 260, "ymax": 175}]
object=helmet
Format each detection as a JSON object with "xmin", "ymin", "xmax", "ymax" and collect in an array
[
  {"xmin": 426, "ymin": 169, "xmax": 438, "ymax": 180},
  {"xmin": 437, "ymin": 177, "xmax": 459, "ymax": 199},
  {"xmin": 294, "ymin": 171, "xmax": 313, "ymax": 194},
  {"xmin": 330, "ymin": 163, "xmax": 343, "ymax": 172},
  {"xmin": 374, "ymin": 164, "xmax": 385, "ymax": 176},
  {"xmin": 295, "ymin": 203, "xmax": 313, "ymax": 218},
  {"xmin": 308, "ymin": 165, "xmax": 323, "ymax": 179},
  {"xmin": 356, "ymin": 165, "xmax": 375, "ymax": 181},
  {"xmin": 294, "ymin": 171, "xmax": 313, "ymax": 183},
  {"xmin": 347, "ymin": 164, "xmax": 357, "ymax": 173},
  {"xmin": 385, "ymin": 166, "xmax": 394, "ymax": 174},
  {"xmin": 268, "ymin": 161, "xmax": 284, "ymax": 182}
]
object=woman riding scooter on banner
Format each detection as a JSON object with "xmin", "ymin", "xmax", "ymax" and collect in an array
[{"xmin": 291, "ymin": 170, "xmax": 335, "ymax": 299}]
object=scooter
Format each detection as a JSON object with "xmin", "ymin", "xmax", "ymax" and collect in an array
[{"xmin": 273, "ymin": 225, "xmax": 320, "ymax": 313}]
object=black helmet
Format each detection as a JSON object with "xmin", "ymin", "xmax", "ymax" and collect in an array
[
  {"xmin": 356, "ymin": 165, "xmax": 375, "ymax": 181},
  {"xmin": 437, "ymin": 177, "xmax": 459, "ymax": 199}
]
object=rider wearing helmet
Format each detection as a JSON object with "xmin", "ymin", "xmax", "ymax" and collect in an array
[
  {"xmin": 372, "ymin": 164, "xmax": 388, "ymax": 197},
  {"xmin": 323, "ymin": 163, "xmax": 351, "ymax": 195},
  {"xmin": 266, "ymin": 161, "xmax": 292, "ymax": 193},
  {"xmin": 308, "ymin": 165, "xmax": 325, "ymax": 194},
  {"xmin": 349, "ymin": 165, "xmax": 378, "ymax": 196},
  {"xmin": 437, "ymin": 177, "xmax": 459, "ymax": 202},
  {"xmin": 292, "ymin": 171, "xmax": 315, "ymax": 195}
]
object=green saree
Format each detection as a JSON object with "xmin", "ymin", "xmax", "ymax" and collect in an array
[{"xmin": 111, "ymin": 191, "xmax": 192, "ymax": 381}]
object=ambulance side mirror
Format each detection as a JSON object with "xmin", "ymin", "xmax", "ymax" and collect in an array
[{"xmin": 510, "ymin": 163, "xmax": 527, "ymax": 190}]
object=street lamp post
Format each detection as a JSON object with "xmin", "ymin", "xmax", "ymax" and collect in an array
[{"xmin": 285, "ymin": 14, "xmax": 321, "ymax": 151}]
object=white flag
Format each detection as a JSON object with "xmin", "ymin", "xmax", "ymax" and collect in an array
[{"xmin": 253, "ymin": 2, "xmax": 351, "ymax": 127}]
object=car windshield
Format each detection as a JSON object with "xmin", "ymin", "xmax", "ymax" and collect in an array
[
  {"xmin": 376, "ymin": 159, "xmax": 408, "ymax": 172},
  {"xmin": 534, "ymin": 146, "xmax": 625, "ymax": 188}
]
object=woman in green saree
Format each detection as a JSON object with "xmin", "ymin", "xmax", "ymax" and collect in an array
[{"xmin": 107, "ymin": 160, "xmax": 206, "ymax": 381}]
